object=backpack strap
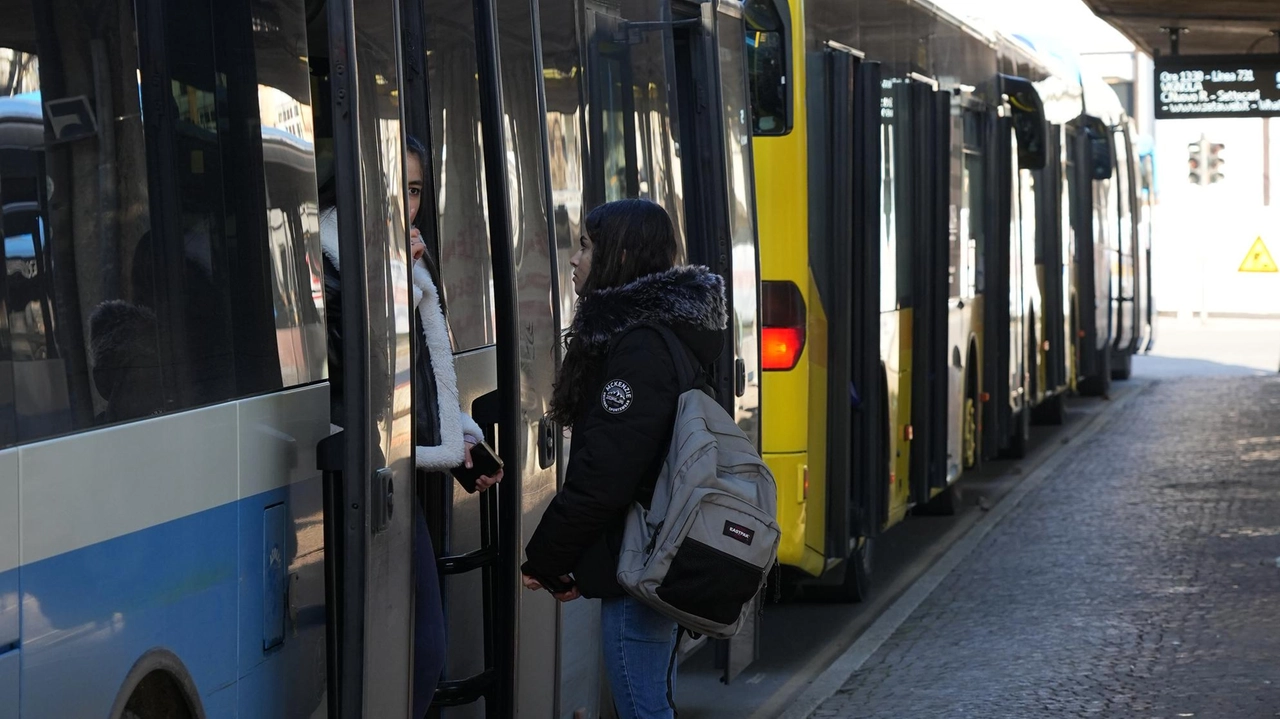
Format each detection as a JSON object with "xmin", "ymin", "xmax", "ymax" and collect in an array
[{"xmin": 652, "ymin": 324, "xmax": 698, "ymax": 393}]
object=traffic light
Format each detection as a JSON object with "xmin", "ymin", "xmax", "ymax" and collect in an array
[
  {"xmin": 1187, "ymin": 141, "xmax": 1204, "ymax": 185},
  {"xmin": 1207, "ymin": 142, "xmax": 1225, "ymax": 184}
]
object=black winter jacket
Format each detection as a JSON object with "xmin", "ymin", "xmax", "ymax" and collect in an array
[{"xmin": 522, "ymin": 266, "xmax": 727, "ymax": 598}]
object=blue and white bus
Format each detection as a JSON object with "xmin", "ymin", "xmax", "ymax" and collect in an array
[{"xmin": 0, "ymin": 0, "xmax": 763, "ymax": 716}]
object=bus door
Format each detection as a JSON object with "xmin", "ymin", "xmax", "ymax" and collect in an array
[
  {"xmin": 319, "ymin": 0, "xmax": 417, "ymax": 714},
  {"xmin": 952, "ymin": 94, "xmax": 988, "ymax": 473},
  {"xmin": 409, "ymin": 0, "xmax": 562, "ymax": 714},
  {"xmin": 981, "ymin": 99, "xmax": 1017, "ymax": 459},
  {"xmin": 1110, "ymin": 123, "xmax": 1138, "ymax": 370},
  {"xmin": 1069, "ymin": 115, "xmax": 1115, "ymax": 396},
  {"xmin": 672, "ymin": 0, "xmax": 764, "ymax": 682},
  {"xmin": 901, "ymin": 75, "xmax": 949, "ymax": 506},
  {"xmin": 819, "ymin": 43, "xmax": 885, "ymax": 590},
  {"xmin": 1036, "ymin": 126, "xmax": 1069, "ymax": 397}
]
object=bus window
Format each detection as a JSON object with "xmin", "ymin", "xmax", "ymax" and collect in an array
[
  {"xmin": 880, "ymin": 112, "xmax": 898, "ymax": 312},
  {"xmin": 586, "ymin": 11, "xmax": 687, "ymax": 251},
  {"xmin": 962, "ymin": 109, "xmax": 985, "ymax": 297},
  {"xmin": 0, "ymin": 0, "xmax": 325, "ymax": 448},
  {"xmin": 425, "ymin": 0, "xmax": 498, "ymax": 351},
  {"xmin": 744, "ymin": 0, "xmax": 788, "ymax": 135}
]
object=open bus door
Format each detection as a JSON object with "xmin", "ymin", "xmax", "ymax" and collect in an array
[
  {"xmin": 319, "ymin": 0, "xmax": 416, "ymax": 715},
  {"xmin": 903, "ymin": 75, "xmax": 952, "ymax": 508},
  {"xmin": 668, "ymin": 0, "xmax": 765, "ymax": 683}
]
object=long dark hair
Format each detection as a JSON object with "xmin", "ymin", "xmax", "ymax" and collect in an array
[
  {"xmin": 403, "ymin": 135, "xmax": 444, "ymax": 307},
  {"xmin": 549, "ymin": 199, "xmax": 679, "ymax": 424},
  {"xmin": 579, "ymin": 198, "xmax": 679, "ymax": 294}
]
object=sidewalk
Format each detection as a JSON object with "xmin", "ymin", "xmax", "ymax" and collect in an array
[{"xmin": 801, "ymin": 375, "xmax": 1280, "ymax": 718}]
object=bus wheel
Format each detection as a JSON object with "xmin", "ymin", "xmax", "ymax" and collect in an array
[
  {"xmin": 917, "ymin": 482, "xmax": 959, "ymax": 516},
  {"xmin": 1033, "ymin": 392, "xmax": 1066, "ymax": 426},
  {"xmin": 963, "ymin": 396, "xmax": 978, "ymax": 469},
  {"xmin": 1008, "ymin": 406, "xmax": 1030, "ymax": 460},
  {"xmin": 1079, "ymin": 348, "xmax": 1111, "ymax": 397},
  {"xmin": 1111, "ymin": 350, "xmax": 1132, "ymax": 381},
  {"xmin": 834, "ymin": 536, "xmax": 872, "ymax": 603}
]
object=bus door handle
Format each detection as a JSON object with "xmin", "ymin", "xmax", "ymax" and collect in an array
[{"xmin": 537, "ymin": 416, "xmax": 557, "ymax": 469}]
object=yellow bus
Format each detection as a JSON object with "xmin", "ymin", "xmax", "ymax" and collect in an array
[
  {"xmin": 748, "ymin": 0, "xmax": 954, "ymax": 600},
  {"xmin": 746, "ymin": 0, "xmax": 1142, "ymax": 601}
]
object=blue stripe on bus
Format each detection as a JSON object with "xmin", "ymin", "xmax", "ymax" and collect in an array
[
  {"xmin": 18, "ymin": 478, "xmax": 328, "ymax": 718},
  {"xmin": 0, "ymin": 567, "xmax": 17, "ymax": 647}
]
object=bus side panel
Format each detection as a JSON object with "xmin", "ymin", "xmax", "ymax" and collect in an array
[
  {"xmin": 755, "ymin": 41, "xmax": 812, "ymax": 572},
  {"xmin": 884, "ymin": 308, "xmax": 911, "ymax": 528},
  {"xmin": 1, "ymin": 449, "xmax": 16, "ymax": 712},
  {"xmin": 18, "ymin": 407, "xmax": 241, "ymax": 718},
  {"xmin": 491, "ymin": 0, "xmax": 563, "ymax": 710},
  {"xmin": 806, "ymin": 289, "xmax": 830, "ymax": 556},
  {"xmin": 235, "ymin": 388, "xmax": 331, "ymax": 719}
]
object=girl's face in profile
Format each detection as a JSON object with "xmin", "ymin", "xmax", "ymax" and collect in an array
[
  {"xmin": 408, "ymin": 152, "xmax": 425, "ymax": 261},
  {"xmin": 570, "ymin": 233, "xmax": 593, "ymax": 295},
  {"xmin": 407, "ymin": 152, "xmax": 424, "ymax": 223}
]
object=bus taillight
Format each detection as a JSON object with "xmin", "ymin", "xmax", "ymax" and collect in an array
[{"xmin": 762, "ymin": 280, "xmax": 806, "ymax": 371}]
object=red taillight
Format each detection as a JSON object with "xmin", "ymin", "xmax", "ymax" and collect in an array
[
  {"xmin": 762, "ymin": 281, "xmax": 806, "ymax": 371},
  {"xmin": 763, "ymin": 328, "xmax": 805, "ymax": 371}
]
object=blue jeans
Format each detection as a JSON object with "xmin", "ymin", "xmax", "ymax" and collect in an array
[
  {"xmin": 413, "ymin": 506, "xmax": 446, "ymax": 719},
  {"xmin": 601, "ymin": 595, "xmax": 680, "ymax": 719}
]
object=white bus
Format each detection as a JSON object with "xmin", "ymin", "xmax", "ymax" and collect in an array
[{"xmin": 0, "ymin": 0, "xmax": 762, "ymax": 716}]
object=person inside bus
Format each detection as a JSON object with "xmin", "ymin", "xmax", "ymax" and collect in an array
[
  {"xmin": 520, "ymin": 199, "xmax": 727, "ymax": 719},
  {"xmin": 319, "ymin": 134, "xmax": 502, "ymax": 717}
]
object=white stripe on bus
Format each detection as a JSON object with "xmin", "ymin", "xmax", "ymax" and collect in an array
[
  {"xmin": 17, "ymin": 384, "xmax": 329, "ymax": 567},
  {"xmin": 1, "ymin": 449, "xmax": 17, "ymax": 575}
]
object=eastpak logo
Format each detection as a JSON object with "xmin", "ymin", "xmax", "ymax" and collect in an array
[{"xmin": 723, "ymin": 520, "xmax": 755, "ymax": 546}]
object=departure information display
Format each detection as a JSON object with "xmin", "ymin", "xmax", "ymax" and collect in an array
[{"xmin": 1155, "ymin": 54, "xmax": 1280, "ymax": 119}]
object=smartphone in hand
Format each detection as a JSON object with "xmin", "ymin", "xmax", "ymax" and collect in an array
[
  {"xmin": 450, "ymin": 440, "xmax": 503, "ymax": 493},
  {"xmin": 535, "ymin": 574, "xmax": 576, "ymax": 594}
]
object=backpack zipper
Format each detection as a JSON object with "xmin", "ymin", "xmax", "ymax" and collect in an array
[{"xmin": 645, "ymin": 520, "xmax": 665, "ymax": 555}]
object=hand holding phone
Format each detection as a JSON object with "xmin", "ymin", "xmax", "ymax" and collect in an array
[
  {"xmin": 451, "ymin": 440, "xmax": 504, "ymax": 493},
  {"xmin": 521, "ymin": 573, "xmax": 579, "ymax": 601}
]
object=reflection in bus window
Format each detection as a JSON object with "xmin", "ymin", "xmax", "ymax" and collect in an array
[
  {"xmin": 744, "ymin": 0, "xmax": 787, "ymax": 135},
  {"xmin": 0, "ymin": 0, "xmax": 325, "ymax": 449},
  {"xmin": 880, "ymin": 123, "xmax": 898, "ymax": 313},
  {"xmin": 586, "ymin": 13, "xmax": 686, "ymax": 246},
  {"xmin": 961, "ymin": 110, "xmax": 985, "ymax": 298},
  {"xmin": 426, "ymin": 11, "xmax": 498, "ymax": 351}
]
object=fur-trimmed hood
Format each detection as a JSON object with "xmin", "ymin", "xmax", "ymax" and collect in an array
[{"xmin": 550, "ymin": 265, "xmax": 727, "ymax": 424}]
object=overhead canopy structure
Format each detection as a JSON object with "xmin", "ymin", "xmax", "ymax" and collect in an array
[{"xmin": 1079, "ymin": 0, "xmax": 1280, "ymax": 56}]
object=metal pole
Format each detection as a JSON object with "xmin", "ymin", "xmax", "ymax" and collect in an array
[
  {"xmin": 1198, "ymin": 134, "xmax": 1208, "ymax": 323},
  {"xmin": 1265, "ymin": 118, "xmax": 1272, "ymax": 207}
]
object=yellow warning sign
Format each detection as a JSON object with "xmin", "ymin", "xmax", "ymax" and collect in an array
[{"xmin": 1239, "ymin": 237, "xmax": 1278, "ymax": 273}]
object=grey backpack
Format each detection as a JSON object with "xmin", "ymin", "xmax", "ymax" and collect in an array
[{"xmin": 616, "ymin": 326, "xmax": 780, "ymax": 639}]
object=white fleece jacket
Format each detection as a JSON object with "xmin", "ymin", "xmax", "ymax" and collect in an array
[{"xmin": 320, "ymin": 210, "xmax": 483, "ymax": 470}]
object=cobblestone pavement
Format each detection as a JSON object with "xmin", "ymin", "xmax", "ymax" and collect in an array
[{"xmin": 811, "ymin": 377, "xmax": 1280, "ymax": 719}]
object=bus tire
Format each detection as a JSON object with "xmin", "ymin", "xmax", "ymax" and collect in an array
[
  {"xmin": 833, "ymin": 536, "xmax": 872, "ymax": 603},
  {"xmin": 1111, "ymin": 350, "xmax": 1132, "ymax": 381},
  {"xmin": 917, "ymin": 482, "xmax": 959, "ymax": 517},
  {"xmin": 962, "ymin": 346, "xmax": 980, "ymax": 471},
  {"xmin": 1078, "ymin": 347, "xmax": 1111, "ymax": 397},
  {"xmin": 1032, "ymin": 392, "xmax": 1066, "ymax": 426},
  {"xmin": 1007, "ymin": 407, "xmax": 1030, "ymax": 459}
]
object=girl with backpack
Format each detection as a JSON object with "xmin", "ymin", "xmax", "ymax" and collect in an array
[{"xmin": 521, "ymin": 199, "xmax": 727, "ymax": 719}]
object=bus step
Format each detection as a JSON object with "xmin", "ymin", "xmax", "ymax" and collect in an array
[
  {"xmin": 436, "ymin": 545, "xmax": 499, "ymax": 575},
  {"xmin": 433, "ymin": 669, "xmax": 498, "ymax": 707}
]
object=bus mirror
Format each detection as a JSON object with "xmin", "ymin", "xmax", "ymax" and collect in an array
[
  {"xmin": 999, "ymin": 75, "xmax": 1046, "ymax": 171},
  {"xmin": 1083, "ymin": 119, "xmax": 1114, "ymax": 180}
]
